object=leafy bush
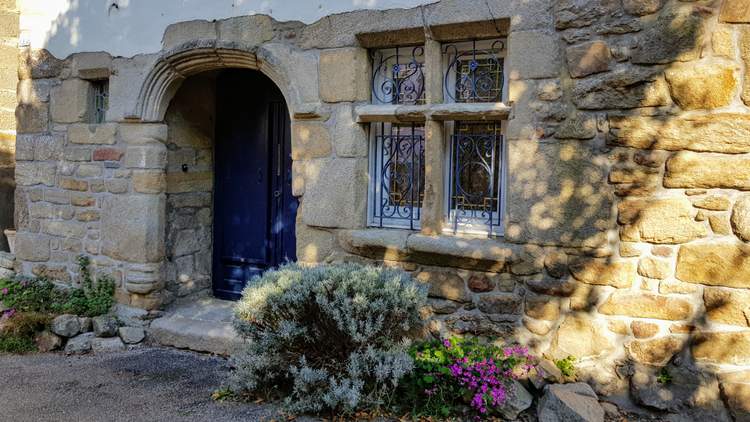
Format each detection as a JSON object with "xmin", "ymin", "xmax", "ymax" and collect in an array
[
  {"xmin": 230, "ymin": 263, "xmax": 428, "ymax": 415},
  {"xmin": 0, "ymin": 311, "xmax": 50, "ymax": 353},
  {"xmin": 398, "ymin": 337, "xmax": 538, "ymax": 418},
  {"xmin": 0, "ymin": 255, "xmax": 115, "ymax": 318}
]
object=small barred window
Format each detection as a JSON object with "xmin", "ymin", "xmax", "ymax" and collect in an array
[
  {"xmin": 371, "ymin": 46, "xmax": 425, "ymax": 105},
  {"xmin": 90, "ymin": 79, "xmax": 109, "ymax": 124},
  {"xmin": 448, "ymin": 121, "xmax": 504, "ymax": 235},
  {"xmin": 443, "ymin": 39, "xmax": 504, "ymax": 103},
  {"xmin": 368, "ymin": 123, "xmax": 425, "ymax": 230}
]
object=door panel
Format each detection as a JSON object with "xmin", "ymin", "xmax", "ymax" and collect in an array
[{"xmin": 213, "ymin": 70, "xmax": 296, "ymax": 300}]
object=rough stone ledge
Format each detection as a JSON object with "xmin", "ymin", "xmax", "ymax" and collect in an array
[{"xmin": 355, "ymin": 103, "xmax": 511, "ymax": 123}]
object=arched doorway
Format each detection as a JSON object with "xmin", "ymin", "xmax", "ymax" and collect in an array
[{"xmin": 212, "ymin": 69, "xmax": 297, "ymax": 300}]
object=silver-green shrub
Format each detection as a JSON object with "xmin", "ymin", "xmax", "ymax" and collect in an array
[{"xmin": 230, "ymin": 263, "xmax": 428, "ymax": 414}]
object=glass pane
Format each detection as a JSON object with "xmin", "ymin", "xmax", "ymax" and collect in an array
[
  {"xmin": 371, "ymin": 123, "xmax": 425, "ymax": 230},
  {"xmin": 91, "ymin": 80, "xmax": 109, "ymax": 124},
  {"xmin": 444, "ymin": 40, "xmax": 504, "ymax": 103},
  {"xmin": 371, "ymin": 46, "xmax": 425, "ymax": 105},
  {"xmin": 450, "ymin": 122, "xmax": 502, "ymax": 232}
]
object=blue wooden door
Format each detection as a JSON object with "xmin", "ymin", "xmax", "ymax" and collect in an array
[{"xmin": 213, "ymin": 70, "xmax": 297, "ymax": 300}]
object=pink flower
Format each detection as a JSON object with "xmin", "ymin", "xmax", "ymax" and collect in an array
[
  {"xmin": 442, "ymin": 339, "xmax": 451, "ymax": 348},
  {"xmin": 1, "ymin": 288, "xmax": 7, "ymax": 295}
]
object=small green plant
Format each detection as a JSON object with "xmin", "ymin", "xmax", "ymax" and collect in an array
[
  {"xmin": 555, "ymin": 355, "xmax": 577, "ymax": 379},
  {"xmin": 211, "ymin": 387, "xmax": 235, "ymax": 402},
  {"xmin": 0, "ymin": 311, "xmax": 50, "ymax": 354},
  {"xmin": 657, "ymin": 367, "xmax": 672, "ymax": 384}
]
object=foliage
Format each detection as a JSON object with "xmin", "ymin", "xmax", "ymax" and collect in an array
[
  {"xmin": 555, "ymin": 355, "xmax": 577, "ymax": 379},
  {"xmin": 230, "ymin": 263, "xmax": 428, "ymax": 415},
  {"xmin": 397, "ymin": 337, "xmax": 538, "ymax": 419},
  {"xmin": 0, "ymin": 311, "xmax": 50, "ymax": 354},
  {"xmin": 657, "ymin": 367, "xmax": 672, "ymax": 384},
  {"xmin": 0, "ymin": 255, "xmax": 115, "ymax": 318}
]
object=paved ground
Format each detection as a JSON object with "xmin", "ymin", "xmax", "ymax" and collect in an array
[{"xmin": 0, "ymin": 347, "xmax": 303, "ymax": 422}]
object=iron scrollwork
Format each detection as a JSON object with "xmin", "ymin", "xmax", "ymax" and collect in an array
[
  {"xmin": 372, "ymin": 124, "xmax": 425, "ymax": 230},
  {"xmin": 444, "ymin": 40, "xmax": 505, "ymax": 103},
  {"xmin": 450, "ymin": 123, "xmax": 502, "ymax": 234},
  {"xmin": 371, "ymin": 46, "xmax": 425, "ymax": 105}
]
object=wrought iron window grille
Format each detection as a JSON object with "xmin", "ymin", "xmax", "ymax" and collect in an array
[
  {"xmin": 371, "ymin": 46, "xmax": 426, "ymax": 105},
  {"xmin": 369, "ymin": 123, "xmax": 425, "ymax": 230},
  {"xmin": 91, "ymin": 79, "xmax": 109, "ymax": 124},
  {"xmin": 448, "ymin": 121, "xmax": 503, "ymax": 235},
  {"xmin": 443, "ymin": 39, "xmax": 505, "ymax": 103}
]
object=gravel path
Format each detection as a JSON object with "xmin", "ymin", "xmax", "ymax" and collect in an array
[{"xmin": 0, "ymin": 347, "xmax": 302, "ymax": 422}]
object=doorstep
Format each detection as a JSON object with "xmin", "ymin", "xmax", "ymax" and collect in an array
[{"xmin": 149, "ymin": 296, "xmax": 243, "ymax": 356}]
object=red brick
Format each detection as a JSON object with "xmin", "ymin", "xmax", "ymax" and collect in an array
[{"xmin": 93, "ymin": 147, "xmax": 123, "ymax": 161}]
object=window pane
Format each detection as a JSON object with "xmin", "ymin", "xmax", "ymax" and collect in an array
[
  {"xmin": 444, "ymin": 40, "xmax": 504, "ymax": 103},
  {"xmin": 371, "ymin": 123, "xmax": 425, "ymax": 230},
  {"xmin": 91, "ymin": 80, "xmax": 109, "ymax": 124},
  {"xmin": 371, "ymin": 46, "xmax": 425, "ymax": 105},
  {"xmin": 449, "ymin": 122, "xmax": 502, "ymax": 233}
]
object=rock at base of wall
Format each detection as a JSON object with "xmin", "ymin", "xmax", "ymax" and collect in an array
[
  {"xmin": 64, "ymin": 332, "xmax": 94, "ymax": 355},
  {"xmin": 118, "ymin": 327, "xmax": 146, "ymax": 344},
  {"xmin": 538, "ymin": 383, "xmax": 605, "ymax": 422},
  {"xmin": 91, "ymin": 337, "xmax": 126, "ymax": 353},
  {"xmin": 499, "ymin": 380, "xmax": 534, "ymax": 420},
  {"xmin": 92, "ymin": 315, "xmax": 119, "ymax": 337},
  {"xmin": 51, "ymin": 314, "xmax": 81, "ymax": 338},
  {"xmin": 34, "ymin": 330, "xmax": 62, "ymax": 352}
]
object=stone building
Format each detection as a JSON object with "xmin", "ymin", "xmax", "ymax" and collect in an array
[{"xmin": 9, "ymin": 0, "xmax": 750, "ymax": 417}]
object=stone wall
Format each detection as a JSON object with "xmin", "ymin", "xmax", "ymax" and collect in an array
[
  {"xmin": 164, "ymin": 74, "xmax": 216, "ymax": 298},
  {"xmin": 11, "ymin": 0, "xmax": 750, "ymax": 418},
  {"xmin": 0, "ymin": 0, "xmax": 17, "ymax": 251}
]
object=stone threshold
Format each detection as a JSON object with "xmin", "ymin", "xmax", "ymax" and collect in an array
[
  {"xmin": 148, "ymin": 296, "xmax": 242, "ymax": 356},
  {"xmin": 355, "ymin": 102, "xmax": 511, "ymax": 123}
]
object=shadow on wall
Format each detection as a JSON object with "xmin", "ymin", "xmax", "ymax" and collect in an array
[
  {"xmin": 16, "ymin": 0, "xmax": 750, "ymax": 418},
  {"xmin": 0, "ymin": 146, "xmax": 13, "ymax": 252}
]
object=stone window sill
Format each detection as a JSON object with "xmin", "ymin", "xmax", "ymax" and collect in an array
[
  {"xmin": 340, "ymin": 228, "xmax": 518, "ymax": 269},
  {"xmin": 355, "ymin": 102, "xmax": 511, "ymax": 123}
]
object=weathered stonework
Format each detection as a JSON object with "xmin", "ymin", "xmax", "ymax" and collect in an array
[{"xmin": 10, "ymin": 0, "xmax": 750, "ymax": 416}]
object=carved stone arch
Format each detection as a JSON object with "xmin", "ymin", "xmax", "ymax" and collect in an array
[{"xmin": 135, "ymin": 40, "xmax": 295, "ymax": 122}]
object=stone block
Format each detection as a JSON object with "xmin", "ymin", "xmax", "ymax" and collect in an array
[
  {"xmin": 18, "ymin": 48, "xmax": 62, "ymax": 80},
  {"xmin": 41, "ymin": 220, "xmax": 86, "ymax": 238},
  {"xmin": 664, "ymin": 60, "xmax": 739, "ymax": 110},
  {"xmin": 525, "ymin": 294, "xmax": 560, "ymax": 320},
  {"xmin": 676, "ymin": 242, "xmax": 750, "ymax": 288},
  {"xmin": 630, "ymin": 3, "xmax": 705, "ymax": 64},
  {"xmin": 693, "ymin": 195, "xmax": 731, "ymax": 211},
  {"xmin": 58, "ymin": 178, "xmax": 88, "ymax": 192},
  {"xmin": 14, "ymin": 232, "xmax": 50, "ymax": 262},
  {"xmin": 731, "ymin": 195, "xmax": 750, "ymax": 241},
  {"xmin": 623, "ymin": 0, "xmax": 664, "ymax": 16},
  {"xmin": 506, "ymin": 140, "xmax": 612, "ymax": 248},
  {"xmin": 693, "ymin": 332, "xmax": 750, "ymax": 365},
  {"xmin": 319, "ymin": 48, "xmax": 369, "ymax": 102},
  {"xmin": 70, "ymin": 52, "xmax": 112, "ymax": 80},
  {"xmin": 704, "ymin": 287, "xmax": 750, "ymax": 327},
  {"xmin": 165, "ymin": 171, "xmax": 212, "ymax": 194},
  {"xmin": 742, "ymin": 28, "xmax": 750, "ymax": 106},
  {"xmin": 132, "ymin": 171, "xmax": 166, "ymax": 194},
  {"xmin": 554, "ymin": 114, "xmax": 597, "ymax": 140},
  {"xmin": 301, "ymin": 158, "xmax": 367, "ymax": 229},
  {"xmin": 68, "ymin": 123, "xmax": 117, "ymax": 145},
  {"xmin": 50, "ymin": 79, "xmax": 91, "ymax": 123},
  {"xmin": 537, "ymin": 383, "xmax": 604, "ymax": 422},
  {"xmin": 162, "ymin": 20, "xmax": 217, "ymax": 50},
  {"xmin": 549, "ymin": 314, "xmax": 614, "ymax": 360},
  {"xmin": 507, "ymin": 31, "xmax": 561, "ymax": 80},
  {"xmin": 15, "ymin": 162, "xmax": 56, "ymax": 186},
  {"xmin": 125, "ymin": 144, "xmax": 167, "ymax": 169},
  {"xmin": 17, "ymin": 78, "xmax": 53, "ymax": 105},
  {"xmin": 566, "ymin": 41, "xmax": 610, "ymax": 78},
  {"xmin": 119, "ymin": 123, "xmax": 168, "ymax": 144},
  {"xmin": 101, "ymin": 194, "xmax": 165, "ymax": 263},
  {"xmin": 569, "ymin": 258, "xmax": 635, "ymax": 288},
  {"xmin": 477, "ymin": 293, "xmax": 522, "ymax": 315},
  {"xmin": 608, "ymin": 113, "xmax": 750, "ymax": 154},
  {"xmin": 217, "ymin": 15, "xmax": 274, "ymax": 45},
  {"xmin": 720, "ymin": 378, "xmax": 750, "ymax": 421},
  {"xmin": 720, "ymin": 0, "xmax": 750, "ymax": 22},
  {"xmin": 330, "ymin": 104, "xmax": 367, "ymax": 158},
  {"xmin": 295, "ymin": 225, "xmax": 333, "ymax": 263},
  {"xmin": 416, "ymin": 270, "xmax": 470, "ymax": 302},
  {"xmin": 637, "ymin": 257, "xmax": 671, "ymax": 279},
  {"xmin": 599, "ymin": 292, "xmax": 693, "ymax": 320},
  {"xmin": 15, "ymin": 103, "xmax": 48, "ymax": 133},
  {"xmin": 627, "ymin": 336, "xmax": 685, "ymax": 365},
  {"xmin": 572, "ymin": 66, "xmax": 670, "ymax": 110},
  {"xmin": 291, "ymin": 122, "xmax": 332, "ymax": 160},
  {"xmin": 665, "ymin": 152, "xmax": 750, "ymax": 190},
  {"xmin": 618, "ymin": 198, "xmax": 707, "ymax": 244},
  {"xmin": 118, "ymin": 326, "xmax": 145, "ymax": 344},
  {"xmin": 631, "ymin": 321, "xmax": 659, "ymax": 339}
]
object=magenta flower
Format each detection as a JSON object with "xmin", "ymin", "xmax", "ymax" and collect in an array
[{"xmin": 1, "ymin": 288, "xmax": 7, "ymax": 295}]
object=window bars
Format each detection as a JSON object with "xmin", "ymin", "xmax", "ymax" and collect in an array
[
  {"xmin": 371, "ymin": 46, "xmax": 426, "ymax": 105},
  {"xmin": 444, "ymin": 40, "xmax": 504, "ymax": 103},
  {"xmin": 449, "ymin": 122, "xmax": 503, "ymax": 234},
  {"xmin": 91, "ymin": 80, "xmax": 109, "ymax": 124},
  {"xmin": 371, "ymin": 123, "xmax": 425, "ymax": 230}
]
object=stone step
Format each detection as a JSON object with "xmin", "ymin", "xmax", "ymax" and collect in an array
[{"xmin": 148, "ymin": 297, "xmax": 243, "ymax": 356}]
